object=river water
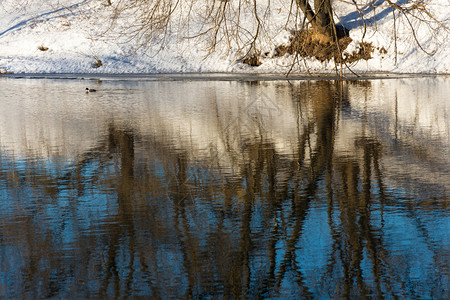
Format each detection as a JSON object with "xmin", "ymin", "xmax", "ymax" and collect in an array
[{"xmin": 0, "ymin": 76, "xmax": 448, "ymax": 298}]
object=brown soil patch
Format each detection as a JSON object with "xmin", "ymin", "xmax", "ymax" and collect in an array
[
  {"xmin": 274, "ymin": 30, "xmax": 375, "ymax": 64},
  {"xmin": 241, "ymin": 29, "xmax": 376, "ymax": 67},
  {"xmin": 275, "ymin": 30, "xmax": 351, "ymax": 62}
]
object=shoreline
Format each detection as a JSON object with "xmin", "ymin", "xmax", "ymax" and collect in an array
[{"xmin": 1, "ymin": 72, "xmax": 448, "ymax": 81}]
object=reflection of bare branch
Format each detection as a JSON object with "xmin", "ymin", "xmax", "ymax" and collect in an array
[{"xmin": 1, "ymin": 80, "xmax": 448, "ymax": 298}]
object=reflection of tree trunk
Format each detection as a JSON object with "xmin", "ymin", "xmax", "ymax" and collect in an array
[
  {"xmin": 172, "ymin": 153, "xmax": 200, "ymax": 298},
  {"xmin": 330, "ymin": 136, "xmax": 398, "ymax": 298},
  {"xmin": 338, "ymin": 159, "xmax": 364, "ymax": 297},
  {"xmin": 272, "ymin": 81, "xmax": 338, "ymax": 295},
  {"xmin": 118, "ymin": 130, "xmax": 137, "ymax": 296},
  {"xmin": 236, "ymin": 190, "xmax": 252, "ymax": 298},
  {"xmin": 100, "ymin": 126, "xmax": 136, "ymax": 297},
  {"xmin": 359, "ymin": 139, "xmax": 386, "ymax": 297},
  {"xmin": 230, "ymin": 143, "xmax": 262, "ymax": 297},
  {"xmin": 118, "ymin": 130, "xmax": 134, "ymax": 215}
]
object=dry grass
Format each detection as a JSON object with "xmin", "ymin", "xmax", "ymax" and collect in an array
[
  {"xmin": 274, "ymin": 30, "xmax": 354, "ymax": 63},
  {"xmin": 38, "ymin": 45, "xmax": 49, "ymax": 51}
]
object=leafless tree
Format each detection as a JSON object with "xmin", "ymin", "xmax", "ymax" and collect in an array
[{"xmin": 104, "ymin": 0, "xmax": 446, "ymax": 67}]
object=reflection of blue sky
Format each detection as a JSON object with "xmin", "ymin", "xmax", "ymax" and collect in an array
[
  {"xmin": 295, "ymin": 205, "xmax": 332, "ymax": 292},
  {"xmin": 0, "ymin": 245, "xmax": 26, "ymax": 297},
  {"xmin": 383, "ymin": 214, "xmax": 440, "ymax": 294},
  {"xmin": 0, "ymin": 154, "xmax": 120, "ymax": 241}
]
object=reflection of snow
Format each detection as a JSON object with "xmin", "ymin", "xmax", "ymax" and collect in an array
[
  {"xmin": 0, "ymin": 78, "xmax": 448, "ymax": 190},
  {"xmin": 347, "ymin": 78, "xmax": 449, "ymax": 142},
  {"xmin": 0, "ymin": 79, "xmax": 107, "ymax": 161},
  {"xmin": 337, "ymin": 78, "xmax": 450, "ymax": 192}
]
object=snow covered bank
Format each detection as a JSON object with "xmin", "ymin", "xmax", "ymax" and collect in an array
[{"xmin": 0, "ymin": 0, "xmax": 449, "ymax": 74}]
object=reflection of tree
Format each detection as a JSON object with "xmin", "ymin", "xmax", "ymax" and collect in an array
[
  {"xmin": 328, "ymin": 138, "xmax": 388, "ymax": 297},
  {"xmin": 0, "ymin": 82, "xmax": 447, "ymax": 298},
  {"xmin": 0, "ymin": 123, "xmax": 143, "ymax": 298}
]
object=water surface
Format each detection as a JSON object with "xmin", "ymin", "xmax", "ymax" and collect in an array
[{"xmin": 0, "ymin": 77, "xmax": 448, "ymax": 298}]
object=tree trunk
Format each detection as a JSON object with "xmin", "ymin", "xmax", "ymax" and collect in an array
[
  {"xmin": 296, "ymin": 0, "xmax": 337, "ymax": 43},
  {"xmin": 313, "ymin": 0, "xmax": 333, "ymax": 37}
]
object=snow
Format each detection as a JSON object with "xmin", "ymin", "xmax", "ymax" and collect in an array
[{"xmin": 0, "ymin": 0, "xmax": 449, "ymax": 74}]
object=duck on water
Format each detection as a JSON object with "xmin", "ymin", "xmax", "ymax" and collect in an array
[{"xmin": 86, "ymin": 88, "xmax": 97, "ymax": 93}]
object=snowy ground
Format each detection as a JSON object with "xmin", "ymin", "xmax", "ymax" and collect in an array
[{"xmin": 0, "ymin": 0, "xmax": 449, "ymax": 74}]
